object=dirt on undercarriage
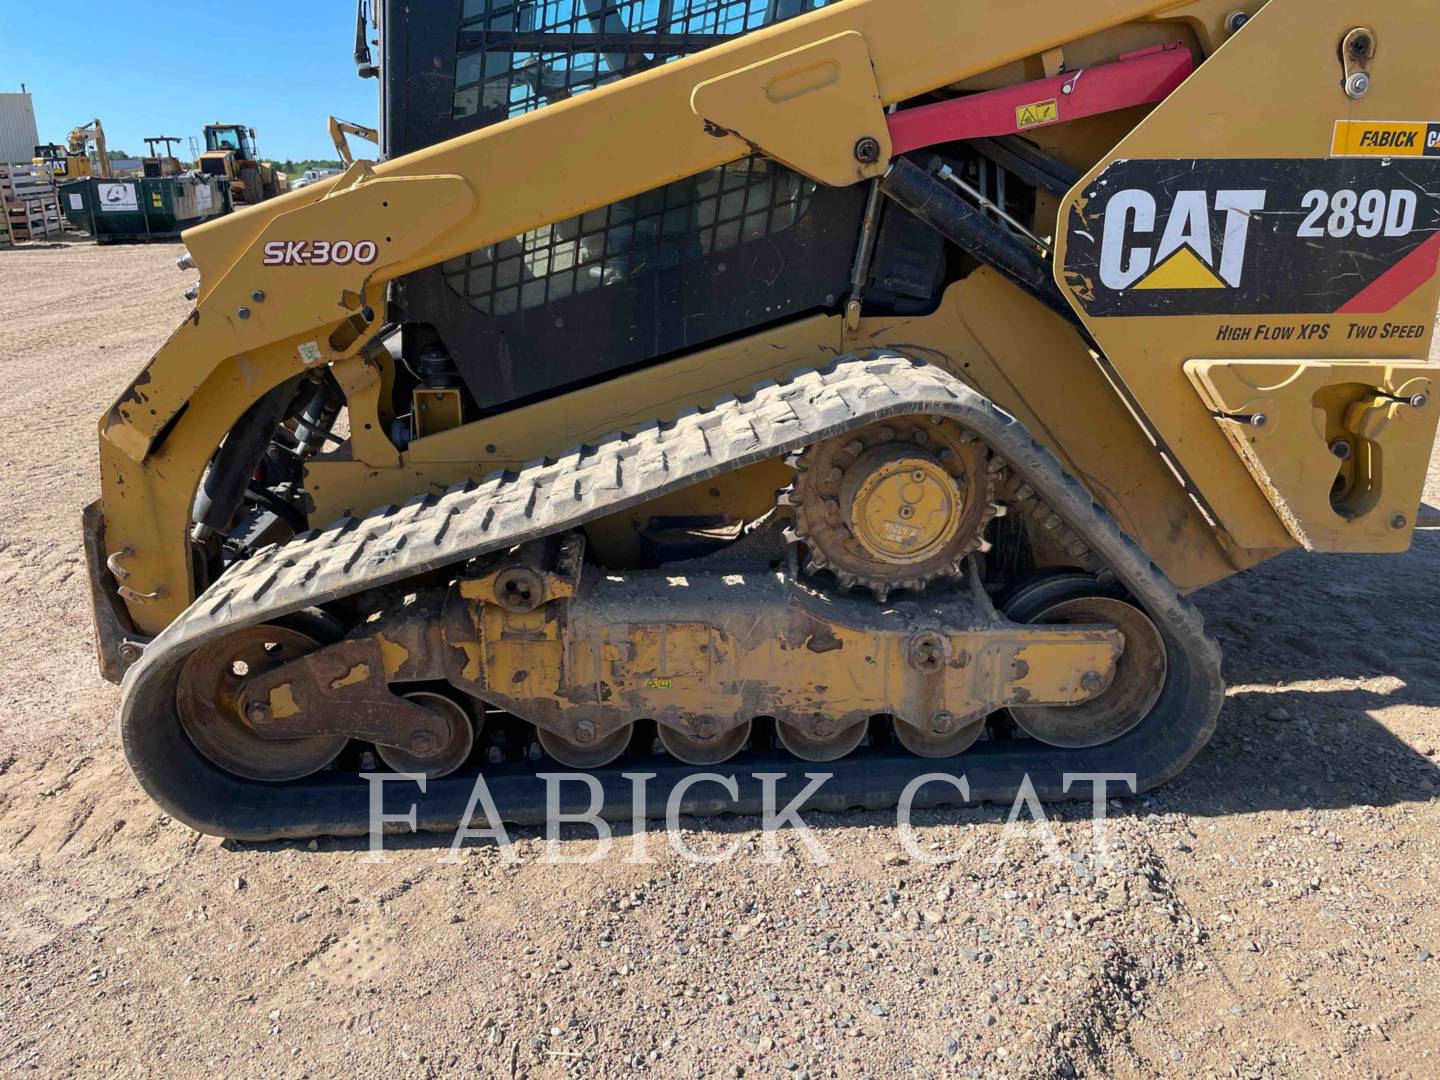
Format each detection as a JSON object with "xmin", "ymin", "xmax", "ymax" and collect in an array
[{"xmin": 1, "ymin": 239, "xmax": 1438, "ymax": 1079}]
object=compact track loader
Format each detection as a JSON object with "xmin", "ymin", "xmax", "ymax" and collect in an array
[{"xmin": 87, "ymin": 0, "xmax": 1440, "ymax": 838}]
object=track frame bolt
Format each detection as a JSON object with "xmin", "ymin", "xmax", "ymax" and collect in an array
[
  {"xmin": 907, "ymin": 631, "xmax": 950, "ymax": 674},
  {"xmin": 245, "ymin": 700, "xmax": 272, "ymax": 727},
  {"xmin": 1329, "ymin": 439, "xmax": 1352, "ymax": 460},
  {"xmin": 410, "ymin": 731, "xmax": 436, "ymax": 755},
  {"xmin": 853, "ymin": 136, "xmax": 882, "ymax": 164},
  {"xmin": 251, "ymin": 289, "xmax": 267, "ymax": 303},
  {"xmin": 118, "ymin": 641, "xmax": 144, "ymax": 663},
  {"xmin": 1408, "ymin": 393, "xmax": 1428, "ymax": 409},
  {"xmin": 692, "ymin": 717, "xmax": 718, "ymax": 739},
  {"xmin": 811, "ymin": 715, "xmax": 836, "ymax": 738},
  {"xmin": 931, "ymin": 711, "xmax": 956, "ymax": 735},
  {"xmin": 1080, "ymin": 670, "xmax": 1105, "ymax": 694},
  {"xmin": 1226, "ymin": 10, "xmax": 1248, "ymax": 33},
  {"xmin": 236, "ymin": 306, "xmax": 251, "ymax": 320},
  {"xmin": 575, "ymin": 719, "xmax": 597, "ymax": 744},
  {"xmin": 1389, "ymin": 513, "xmax": 1409, "ymax": 531}
]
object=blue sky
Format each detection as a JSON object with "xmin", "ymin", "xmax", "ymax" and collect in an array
[{"xmin": 1, "ymin": 0, "xmax": 377, "ymax": 162}]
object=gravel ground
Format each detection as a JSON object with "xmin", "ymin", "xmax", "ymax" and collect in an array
[{"xmin": 1, "ymin": 238, "xmax": 1438, "ymax": 1079}]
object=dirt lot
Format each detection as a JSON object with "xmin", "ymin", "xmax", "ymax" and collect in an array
[{"xmin": 1, "ymin": 239, "xmax": 1438, "ymax": 1079}]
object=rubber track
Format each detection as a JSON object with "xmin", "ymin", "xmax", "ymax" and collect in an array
[{"xmin": 119, "ymin": 355, "xmax": 1225, "ymax": 839}]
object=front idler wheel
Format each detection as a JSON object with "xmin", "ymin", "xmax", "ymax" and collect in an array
[
  {"xmin": 176, "ymin": 625, "xmax": 349, "ymax": 782},
  {"xmin": 1002, "ymin": 574, "xmax": 1168, "ymax": 748}
]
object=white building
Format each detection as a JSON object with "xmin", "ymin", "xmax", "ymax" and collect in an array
[{"xmin": 0, "ymin": 92, "xmax": 41, "ymax": 166}]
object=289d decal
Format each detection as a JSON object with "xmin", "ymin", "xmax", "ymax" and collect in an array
[{"xmin": 1063, "ymin": 159, "xmax": 1440, "ymax": 317}]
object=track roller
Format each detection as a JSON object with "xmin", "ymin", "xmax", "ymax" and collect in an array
[
  {"xmin": 776, "ymin": 715, "xmax": 868, "ymax": 762},
  {"xmin": 537, "ymin": 722, "xmax": 634, "ymax": 769},
  {"xmin": 658, "ymin": 719, "xmax": 753, "ymax": 765},
  {"xmin": 375, "ymin": 691, "xmax": 477, "ymax": 778}
]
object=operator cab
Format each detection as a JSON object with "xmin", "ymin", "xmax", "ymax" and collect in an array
[{"xmin": 203, "ymin": 125, "xmax": 257, "ymax": 162}]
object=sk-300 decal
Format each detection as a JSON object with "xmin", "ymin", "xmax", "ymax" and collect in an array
[{"xmin": 1062, "ymin": 159, "xmax": 1440, "ymax": 317}]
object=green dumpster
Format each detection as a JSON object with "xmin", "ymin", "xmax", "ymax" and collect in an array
[{"xmin": 60, "ymin": 175, "xmax": 232, "ymax": 243}]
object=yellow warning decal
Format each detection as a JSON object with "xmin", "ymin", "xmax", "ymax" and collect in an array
[
  {"xmin": 1331, "ymin": 120, "xmax": 1440, "ymax": 158},
  {"xmin": 644, "ymin": 677, "xmax": 673, "ymax": 690},
  {"xmin": 1016, "ymin": 99, "xmax": 1059, "ymax": 131}
]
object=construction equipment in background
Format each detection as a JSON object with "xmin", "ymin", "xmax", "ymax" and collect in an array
[
  {"xmin": 141, "ymin": 137, "xmax": 185, "ymax": 178},
  {"xmin": 327, "ymin": 115, "xmax": 378, "ymax": 166},
  {"xmin": 33, "ymin": 118, "xmax": 112, "ymax": 181},
  {"xmin": 197, "ymin": 123, "xmax": 289, "ymax": 206},
  {"xmin": 87, "ymin": 0, "xmax": 1440, "ymax": 839}
]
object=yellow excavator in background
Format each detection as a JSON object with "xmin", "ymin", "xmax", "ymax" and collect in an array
[
  {"xmin": 328, "ymin": 115, "xmax": 378, "ymax": 167},
  {"xmin": 86, "ymin": 0, "xmax": 1440, "ymax": 839},
  {"xmin": 34, "ymin": 118, "xmax": 111, "ymax": 180}
]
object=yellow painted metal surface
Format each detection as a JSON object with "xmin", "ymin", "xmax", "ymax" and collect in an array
[
  {"xmin": 690, "ymin": 31, "xmax": 890, "ymax": 187},
  {"xmin": 1053, "ymin": 0, "xmax": 1440, "ymax": 551},
  {"xmin": 93, "ymin": 0, "xmax": 1440, "ymax": 645},
  {"xmin": 1185, "ymin": 360, "xmax": 1438, "ymax": 550}
]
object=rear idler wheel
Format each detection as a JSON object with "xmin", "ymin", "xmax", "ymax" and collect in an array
[
  {"xmin": 893, "ymin": 713, "xmax": 985, "ymax": 758},
  {"xmin": 776, "ymin": 715, "xmax": 868, "ymax": 762},
  {"xmin": 537, "ymin": 721, "xmax": 634, "ymax": 769},
  {"xmin": 375, "ymin": 691, "xmax": 477, "ymax": 779},
  {"xmin": 1003, "ymin": 575, "xmax": 1168, "ymax": 748},
  {"xmin": 176, "ymin": 625, "xmax": 349, "ymax": 782},
  {"xmin": 657, "ymin": 718, "xmax": 752, "ymax": 765}
]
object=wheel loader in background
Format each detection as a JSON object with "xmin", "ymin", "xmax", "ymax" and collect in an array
[
  {"xmin": 86, "ymin": 0, "xmax": 1440, "ymax": 839},
  {"xmin": 197, "ymin": 122, "xmax": 288, "ymax": 206}
]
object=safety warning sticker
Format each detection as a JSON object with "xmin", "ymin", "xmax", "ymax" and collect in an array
[
  {"xmin": 1062, "ymin": 158, "xmax": 1440, "ymax": 317},
  {"xmin": 1015, "ymin": 99, "xmax": 1059, "ymax": 130}
]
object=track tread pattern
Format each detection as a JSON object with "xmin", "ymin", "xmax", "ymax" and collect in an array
[{"xmin": 119, "ymin": 355, "xmax": 1225, "ymax": 839}]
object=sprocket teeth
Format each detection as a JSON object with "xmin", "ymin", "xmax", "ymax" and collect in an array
[
  {"xmin": 782, "ymin": 528, "xmax": 801, "ymax": 544},
  {"xmin": 775, "ymin": 491, "xmax": 794, "ymax": 508},
  {"xmin": 990, "ymin": 502, "xmax": 1009, "ymax": 518},
  {"xmin": 975, "ymin": 537, "xmax": 993, "ymax": 554}
]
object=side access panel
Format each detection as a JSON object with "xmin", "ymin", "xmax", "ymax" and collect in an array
[{"xmin": 1054, "ymin": 0, "xmax": 1440, "ymax": 554}]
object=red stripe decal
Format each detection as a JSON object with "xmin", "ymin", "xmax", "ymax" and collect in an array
[
  {"xmin": 886, "ymin": 43, "xmax": 1194, "ymax": 156},
  {"xmin": 1336, "ymin": 230, "xmax": 1440, "ymax": 314}
]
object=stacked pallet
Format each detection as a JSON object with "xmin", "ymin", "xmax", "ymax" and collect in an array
[{"xmin": 1, "ymin": 165, "xmax": 64, "ymax": 245}]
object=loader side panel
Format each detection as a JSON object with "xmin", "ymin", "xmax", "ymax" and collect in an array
[{"xmin": 1055, "ymin": 0, "xmax": 1440, "ymax": 554}]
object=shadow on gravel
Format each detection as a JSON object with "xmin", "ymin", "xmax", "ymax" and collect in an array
[{"xmin": 1175, "ymin": 528, "xmax": 1440, "ymax": 818}]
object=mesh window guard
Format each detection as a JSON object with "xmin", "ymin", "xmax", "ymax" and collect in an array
[{"xmin": 445, "ymin": 0, "xmax": 834, "ymax": 315}]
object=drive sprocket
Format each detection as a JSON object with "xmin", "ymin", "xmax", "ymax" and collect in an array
[{"xmin": 783, "ymin": 416, "xmax": 1001, "ymax": 600}]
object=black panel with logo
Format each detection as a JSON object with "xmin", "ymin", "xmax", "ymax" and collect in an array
[{"xmin": 1062, "ymin": 158, "xmax": 1440, "ymax": 318}]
